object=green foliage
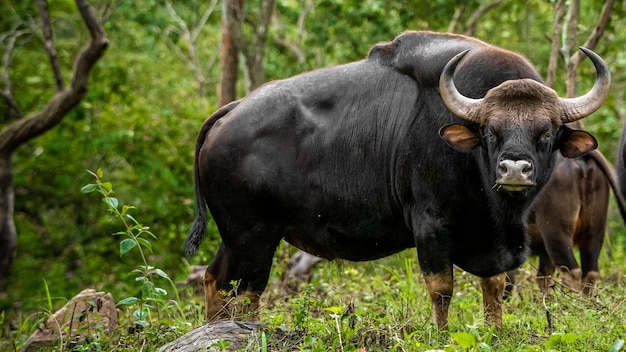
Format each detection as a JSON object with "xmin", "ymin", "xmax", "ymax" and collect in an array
[{"xmin": 80, "ymin": 169, "xmax": 185, "ymax": 329}]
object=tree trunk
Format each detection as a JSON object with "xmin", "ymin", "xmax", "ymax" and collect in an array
[
  {"xmin": 217, "ymin": 0, "xmax": 241, "ymax": 108},
  {"xmin": 0, "ymin": 154, "xmax": 15, "ymax": 291},
  {"xmin": 221, "ymin": 0, "xmax": 274, "ymax": 94}
]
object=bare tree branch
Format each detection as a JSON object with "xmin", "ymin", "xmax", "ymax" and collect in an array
[
  {"xmin": 447, "ymin": 4, "xmax": 464, "ymax": 33},
  {"xmin": 564, "ymin": 0, "xmax": 580, "ymax": 98},
  {"xmin": 571, "ymin": 0, "xmax": 615, "ymax": 66},
  {"xmin": 1, "ymin": 24, "xmax": 35, "ymax": 120},
  {"xmin": 163, "ymin": 0, "xmax": 219, "ymax": 97},
  {"xmin": 223, "ymin": 0, "xmax": 275, "ymax": 91},
  {"xmin": 464, "ymin": 0, "xmax": 503, "ymax": 37},
  {"xmin": 0, "ymin": 0, "xmax": 109, "ymax": 154},
  {"xmin": 100, "ymin": 0, "xmax": 123, "ymax": 22},
  {"xmin": 271, "ymin": 0, "xmax": 313, "ymax": 64},
  {"xmin": 37, "ymin": 0, "xmax": 64, "ymax": 92},
  {"xmin": 546, "ymin": 0, "xmax": 566, "ymax": 88}
]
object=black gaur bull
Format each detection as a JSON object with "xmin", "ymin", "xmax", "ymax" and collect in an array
[{"xmin": 184, "ymin": 31, "xmax": 610, "ymax": 329}]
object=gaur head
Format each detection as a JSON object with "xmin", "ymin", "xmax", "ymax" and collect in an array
[{"xmin": 439, "ymin": 48, "xmax": 610, "ymax": 194}]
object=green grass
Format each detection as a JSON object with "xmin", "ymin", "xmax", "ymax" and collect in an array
[
  {"xmin": 3, "ymin": 241, "xmax": 625, "ymax": 351},
  {"xmin": 256, "ymin": 242, "xmax": 626, "ymax": 351}
]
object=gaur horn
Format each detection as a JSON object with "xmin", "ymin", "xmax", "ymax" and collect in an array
[
  {"xmin": 560, "ymin": 47, "xmax": 611, "ymax": 123},
  {"xmin": 438, "ymin": 49, "xmax": 483, "ymax": 123}
]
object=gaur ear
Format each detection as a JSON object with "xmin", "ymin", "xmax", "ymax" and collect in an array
[
  {"xmin": 558, "ymin": 127, "xmax": 598, "ymax": 158},
  {"xmin": 439, "ymin": 124, "xmax": 480, "ymax": 153}
]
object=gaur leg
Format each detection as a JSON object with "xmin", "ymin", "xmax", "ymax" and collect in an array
[
  {"xmin": 543, "ymin": 235, "xmax": 582, "ymax": 292},
  {"xmin": 414, "ymin": 219, "xmax": 453, "ymax": 329},
  {"xmin": 536, "ymin": 251, "xmax": 556, "ymax": 293},
  {"xmin": 204, "ymin": 233, "xmax": 280, "ymax": 321},
  {"xmin": 204, "ymin": 243, "xmax": 229, "ymax": 320},
  {"xmin": 480, "ymin": 273, "xmax": 507, "ymax": 329},
  {"xmin": 423, "ymin": 271, "xmax": 453, "ymax": 329},
  {"xmin": 534, "ymin": 214, "xmax": 581, "ymax": 292},
  {"xmin": 577, "ymin": 222, "xmax": 606, "ymax": 295}
]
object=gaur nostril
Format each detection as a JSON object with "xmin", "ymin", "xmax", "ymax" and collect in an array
[{"xmin": 522, "ymin": 163, "xmax": 533, "ymax": 174}]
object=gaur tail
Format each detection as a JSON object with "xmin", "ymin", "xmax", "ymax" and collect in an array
[
  {"xmin": 184, "ymin": 100, "xmax": 241, "ymax": 258},
  {"xmin": 587, "ymin": 149, "xmax": 626, "ymax": 225}
]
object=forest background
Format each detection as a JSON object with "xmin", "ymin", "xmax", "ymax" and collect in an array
[{"xmin": 1, "ymin": 0, "xmax": 626, "ymax": 350}]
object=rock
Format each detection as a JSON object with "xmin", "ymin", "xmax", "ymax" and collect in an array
[
  {"xmin": 183, "ymin": 265, "xmax": 208, "ymax": 295},
  {"xmin": 281, "ymin": 251, "xmax": 322, "ymax": 292},
  {"xmin": 20, "ymin": 288, "xmax": 118, "ymax": 351}
]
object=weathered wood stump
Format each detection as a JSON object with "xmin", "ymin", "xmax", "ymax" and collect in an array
[{"xmin": 157, "ymin": 321, "xmax": 297, "ymax": 351}]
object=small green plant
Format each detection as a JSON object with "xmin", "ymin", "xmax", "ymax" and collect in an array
[
  {"xmin": 450, "ymin": 324, "xmax": 495, "ymax": 351},
  {"xmin": 81, "ymin": 169, "xmax": 184, "ymax": 328}
]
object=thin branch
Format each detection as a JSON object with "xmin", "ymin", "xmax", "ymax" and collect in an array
[
  {"xmin": 271, "ymin": 0, "xmax": 313, "ymax": 64},
  {"xmin": 464, "ymin": 0, "xmax": 503, "ymax": 37},
  {"xmin": 100, "ymin": 0, "xmax": 123, "ymax": 23},
  {"xmin": 1, "ymin": 25, "xmax": 34, "ymax": 119},
  {"xmin": 191, "ymin": 0, "xmax": 219, "ymax": 42},
  {"xmin": 546, "ymin": 0, "xmax": 566, "ymax": 88},
  {"xmin": 571, "ymin": 0, "xmax": 615, "ymax": 66},
  {"xmin": 162, "ymin": 25, "xmax": 194, "ymax": 68},
  {"xmin": 163, "ymin": 0, "xmax": 219, "ymax": 97},
  {"xmin": 564, "ymin": 0, "xmax": 579, "ymax": 98},
  {"xmin": 37, "ymin": 0, "xmax": 64, "ymax": 91},
  {"xmin": 447, "ymin": 4, "xmax": 464, "ymax": 33}
]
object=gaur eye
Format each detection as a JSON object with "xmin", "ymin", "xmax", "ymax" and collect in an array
[
  {"xmin": 540, "ymin": 130, "xmax": 552, "ymax": 142},
  {"xmin": 485, "ymin": 129, "xmax": 497, "ymax": 143}
]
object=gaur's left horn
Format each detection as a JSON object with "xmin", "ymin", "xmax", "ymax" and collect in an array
[
  {"xmin": 560, "ymin": 47, "xmax": 611, "ymax": 123},
  {"xmin": 439, "ymin": 49, "xmax": 484, "ymax": 124}
]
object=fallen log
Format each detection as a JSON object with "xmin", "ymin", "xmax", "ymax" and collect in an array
[{"xmin": 158, "ymin": 321, "xmax": 298, "ymax": 351}]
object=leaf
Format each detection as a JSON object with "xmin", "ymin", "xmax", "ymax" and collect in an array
[
  {"xmin": 126, "ymin": 214, "xmax": 139, "ymax": 225},
  {"xmin": 560, "ymin": 333, "xmax": 579, "ymax": 344},
  {"xmin": 80, "ymin": 183, "xmax": 98, "ymax": 194},
  {"xmin": 609, "ymin": 339, "xmax": 625, "ymax": 352},
  {"xmin": 104, "ymin": 197, "xmax": 119, "ymax": 210},
  {"xmin": 101, "ymin": 182, "xmax": 113, "ymax": 192},
  {"xmin": 477, "ymin": 342, "xmax": 492, "ymax": 352},
  {"xmin": 120, "ymin": 238, "xmax": 137, "ymax": 256},
  {"xmin": 121, "ymin": 205, "xmax": 136, "ymax": 215},
  {"xmin": 143, "ymin": 229, "xmax": 157, "ymax": 239},
  {"xmin": 137, "ymin": 237, "xmax": 153, "ymax": 253},
  {"xmin": 116, "ymin": 297, "xmax": 138, "ymax": 306},
  {"xmin": 323, "ymin": 306, "xmax": 343, "ymax": 315},
  {"xmin": 133, "ymin": 308, "xmax": 149, "ymax": 319},
  {"xmin": 154, "ymin": 268, "xmax": 170, "ymax": 279},
  {"xmin": 96, "ymin": 168, "xmax": 103, "ymax": 178},
  {"xmin": 154, "ymin": 287, "xmax": 167, "ymax": 296},
  {"xmin": 451, "ymin": 332, "xmax": 476, "ymax": 349}
]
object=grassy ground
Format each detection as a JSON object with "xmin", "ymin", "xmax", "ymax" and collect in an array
[
  {"xmin": 256, "ymin": 240, "xmax": 626, "ymax": 351},
  {"xmin": 3, "ymin": 222, "xmax": 625, "ymax": 351}
]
